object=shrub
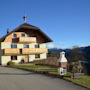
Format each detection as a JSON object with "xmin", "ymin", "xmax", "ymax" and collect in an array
[
  {"xmin": 7, "ymin": 61, "xmax": 15, "ymax": 66},
  {"xmin": 20, "ymin": 59, "xmax": 24, "ymax": 64}
]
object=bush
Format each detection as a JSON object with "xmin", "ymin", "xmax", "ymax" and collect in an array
[
  {"xmin": 20, "ymin": 59, "xmax": 24, "ymax": 64},
  {"xmin": 7, "ymin": 61, "xmax": 15, "ymax": 66}
]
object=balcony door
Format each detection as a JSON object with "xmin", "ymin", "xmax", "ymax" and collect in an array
[{"xmin": 24, "ymin": 55, "xmax": 29, "ymax": 63}]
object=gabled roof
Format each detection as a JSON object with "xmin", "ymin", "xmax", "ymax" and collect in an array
[{"xmin": 0, "ymin": 23, "xmax": 52, "ymax": 42}]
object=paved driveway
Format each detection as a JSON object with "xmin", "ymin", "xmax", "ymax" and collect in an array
[{"xmin": 0, "ymin": 66, "xmax": 88, "ymax": 90}]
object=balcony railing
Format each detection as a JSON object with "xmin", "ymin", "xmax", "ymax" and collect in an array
[
  {"xmin": 12, "ymin": 37, "xmax": 36, "ymax": 43},
  {"xmin": 3, "ymin": 48, "xmax": 48, "ymax": 55},
  {"xmin": 22, "ymin": 48, "xmax": 48, "ymax": 54},
  {"xmin": 4, "ymin": 48, "xmax": 20, "ymax": 55}
]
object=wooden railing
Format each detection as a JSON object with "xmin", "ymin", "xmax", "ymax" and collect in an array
[
  {"xmin": 12, "ymin": 37, "xmax": 36, "ymax": 43},
  {"xmin": 3, "ymin": 48, "xmax": 48, "ymax": 55},
  {"xmin": 4, "ymin": 48, "xmax": 20, "ymax": 55},
  {"xmin": 22, "ymin": 48, "xmax": 48, "ymax": 54}
]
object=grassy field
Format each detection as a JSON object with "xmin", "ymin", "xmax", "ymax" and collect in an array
[
  {"xmin": 10, "ymin": 64, "xmax": 90, "ymax": 88},
  {"xmin": 11, "ymin": 65, "xmax": 58, "ymax": 73},
  {"xmin": 64, "ymin": 76, "xmax": 90, "ymax": 89}
]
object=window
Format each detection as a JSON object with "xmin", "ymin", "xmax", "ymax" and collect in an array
[
  {"xmin": 35, "ymin": 44, "xmax": 39, "ymax": 48},
  {"xmin": 11, "ymin": 56, "xmax": 17, "ymax": 60},
  {"xmin": 35, "ymin": 54, "xmax": 40, "ymax": 58},
  {"xmin": 13, "ymin": 33, "xmax": 17, "ymax": 37},
  {"xmin": 27, "ymin": 34, "xmax": 30, "ymax": 37},
  {"xmin": 21, "ymin": 33, "xmax": 25, "ymax": 37},
  {"xmin": 11, "ymin": 44, "xmax": 17, "ymax": 48},
  {"xmin": 24, "ymin": 44, "xmax": 29, "ymax": 48}
]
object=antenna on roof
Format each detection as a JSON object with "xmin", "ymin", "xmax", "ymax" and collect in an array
[{"xmin": 23, "ymin": 16, "xmax": 27, "ymax": 23}]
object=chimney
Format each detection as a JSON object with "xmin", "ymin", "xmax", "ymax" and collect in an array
[{"xmin": 7, "ymin": 28, "xmax": 9, "ymax": 34}]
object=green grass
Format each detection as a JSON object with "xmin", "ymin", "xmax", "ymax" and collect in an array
[
  {"xmin": 12, "ymin": 65, "xmax": 58, "ymax": 73},
  {"xmin": 13, "ymin": 65, "xmax": 51, "ymax": 69},
  {"xmin": 64, "ymin": 76, "xmax": 90, "ymax": 88}
]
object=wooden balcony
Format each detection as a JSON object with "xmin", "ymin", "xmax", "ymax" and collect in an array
[
  {"xmin": 12, "ymin": 37, "xmax": 36, "ymax": 43},
  {"xmin": 22, "ymin": 48, "xmax": 48, "ymax": 54},
  {"xmin": 4, "ymin": 48, "xmax": 20, "ymax": 55}
]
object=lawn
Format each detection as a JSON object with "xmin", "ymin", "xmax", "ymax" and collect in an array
[
  {"xmin": 11, "ymin": 65, "xmax": 58, "ymax": 73},
  {"xmin": 64, "ymin": 76, "xmax": 90, "ymax": 89},
  {"xmin": 10, "ymin": 64, "xmax": 90, "ymax": 89}
]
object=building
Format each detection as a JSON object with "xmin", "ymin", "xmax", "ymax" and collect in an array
[{"xmin": 0, "ymin": 17, "xmax": 52, "ymax": 65}]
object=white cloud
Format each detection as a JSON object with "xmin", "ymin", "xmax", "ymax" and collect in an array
[
  {"xmin": 46, "ymin": 43, "xmax": 55, "ymax": 48},
  {"xmin": 78, "ymin": 44, "xmax": 89, "ymax": 47},
  {"xmin": 46, "ymin": 43, "xmax": 89, "ymax": 49},
  {"xmin": 59, "ymin": 42, "xmax": 65, "ymax": 44}
]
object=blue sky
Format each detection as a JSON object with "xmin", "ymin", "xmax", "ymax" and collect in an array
[{"xmin": 0, "ymin": 0, "xmax": 90, "ymax": 48}]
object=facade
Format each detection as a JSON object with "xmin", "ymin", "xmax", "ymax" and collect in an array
[{"xmin": 0, "ymin": 22, "xmax": 52, "ymax": 65}]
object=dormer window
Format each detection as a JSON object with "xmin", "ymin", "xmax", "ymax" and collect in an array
[
  {"xmin": 27, "ymin": 34, "xmax": 30, "ymax": 37},
  {"xmin": 21, "ymin": 33, "xmax": 25, "ymax": 37},
  {"xmin": 13, "ymin": 33, "xmax": 17, "ymax": 37}
]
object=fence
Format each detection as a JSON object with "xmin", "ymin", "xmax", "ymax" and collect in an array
[{"xmin": 33, "ymin": 57, "xmax": 58, "ymax": 66}]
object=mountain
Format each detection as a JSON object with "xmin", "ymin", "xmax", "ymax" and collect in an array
[{"xmin": 48, "ymin": 46, "xmax": 90, "ymax": 62}]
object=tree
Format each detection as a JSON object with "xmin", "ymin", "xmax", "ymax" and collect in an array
[
  {"xmin": 84, "ymin": 46, "xmax": 90, "ymax": 61},
  {"xmin": 68, "ymin": 46, "xmax": 86, "ymax": 62}
]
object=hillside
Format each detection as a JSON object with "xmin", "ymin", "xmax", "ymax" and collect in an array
[{"xmin": 48, "ymin": 46, "xmax": 90, "ymax": 62}]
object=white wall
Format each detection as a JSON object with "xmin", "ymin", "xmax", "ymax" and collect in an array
[
  {"xmin": 29, "ymin": 55, "xmax": 35, "ymax": 62},
  {"xmin": 29, "ymin": 53, "xmax": 47, "ymax": 61},
  {"xmin": 1, "ymin": 53, "xmax": 47, "ymax": 65},
  {"xmin": 1, "ymin": 42, "xmax": 11, "ymax": 49},
  {"xmin": 0, "ymin": 42, "xmax": 47, "ymax": 65},
  {"xmin": 40, "ymin": 53, "xmax": 47, "ymax": 59},
  {"xmin": 40, "ymin": 44, "xmax": 46, "ymax": 48},
  {"xmin": 1, "ymin": 42, "xmax": 46, "ymax": 49},
  {"xmin": 1, "ymin": 55, "xmax": 25, "ymax": 65},
  {"xmin": 34, "ymin": 53, "xmax": 47, "ymax": 60},
  {"xmin": 1, "ymin": 56, "xmax": 11, "ymax": 65},
  {"xmin": 29, "ymin": 43, "xmax": 36, "ymax": 48},
  {"xmin": 17, "ymin": 44, "xmax": 23, "ymax": 48}
]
